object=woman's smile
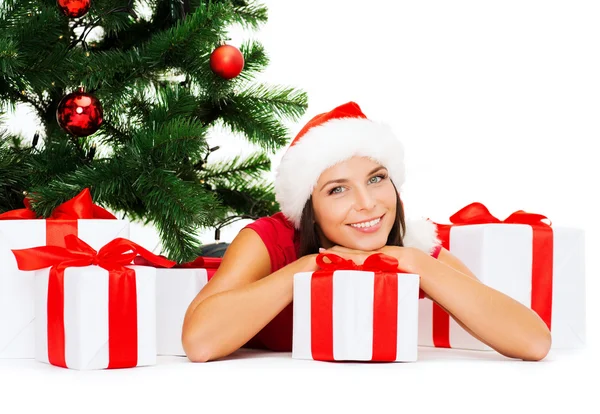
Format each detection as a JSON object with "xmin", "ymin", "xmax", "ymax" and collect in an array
[{"xmin": 347, "ymin": 213, "xmax": 385, "ymax": 234}]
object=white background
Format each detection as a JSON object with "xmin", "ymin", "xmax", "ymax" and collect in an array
[{"xmin": 1, "ymin": 1, "xmax": 599, "ymax": 412}]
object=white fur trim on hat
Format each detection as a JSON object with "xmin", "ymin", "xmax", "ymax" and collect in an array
[
  {"xmin": 274, "ymin": 117, "xmax": 405, "ymax": 229},
  {"xmin": 403, "ymin": 218, "xmax": 442, "ymax": 255}
]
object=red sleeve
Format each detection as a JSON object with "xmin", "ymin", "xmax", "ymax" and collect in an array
[
  {"xmin": 242, "ymin": 213, "xmax": 297, "ymax": 273},
  {"xmin": 241, "ymin": 213, "xmax": 297, "ymax": 352},
  {"xmin": 430, "ymin": 243, "xmax": 442, "ymax": 259}
]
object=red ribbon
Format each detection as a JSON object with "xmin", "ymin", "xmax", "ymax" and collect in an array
[
  {"xmin": 311, "ymin": 253, "xmax": 401, "ymax": 361},
  {"xmin": 11, "ymin": 235, "xmax": 176, "ymax": 369},
  {"xmin": 0, "ymin": 188, "xmax": 117, "ymax": 248},
  {"xmin": 430, "ymin": 202, "xmax": 553, "ymax": 348},
  {"xmin": 133, "ymin": 255, "xmax": 221, "ymax": 280}
]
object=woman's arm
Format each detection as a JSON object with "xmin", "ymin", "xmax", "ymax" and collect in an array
[
  {"xmin": 181, "ymin": 228, "xmax": 318, "ymax": 362},
  {"xmin": 408, "ymin": 247, "xmax": 552, "ymax": 361}
]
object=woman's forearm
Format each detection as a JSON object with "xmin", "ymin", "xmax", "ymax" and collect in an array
[
  {"xmin": 414, "ymin": 253, "xmax": 552, "ymax": 361},
  {"xmin": 182, "ymin": 255, "xmax": 317, "ymax": 362}
]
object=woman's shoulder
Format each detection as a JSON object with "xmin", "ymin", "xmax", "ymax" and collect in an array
[
  {"xmin": 243, "ymin": 212, "xmax": 297, "ymax": 242},
  {"xmin": 247, "ymin": 211, "xmax": 295, "ymax": 230},
  {"xmin": 242, "ymin": 212, "xmax": 299, "ymax": 272}
]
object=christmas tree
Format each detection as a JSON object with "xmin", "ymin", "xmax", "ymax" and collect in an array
[{"xmin": 0, "ymin": 0, "xmax": 308, "ymax": 262}]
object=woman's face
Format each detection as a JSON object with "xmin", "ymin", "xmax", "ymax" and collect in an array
[{"xmin": 311, "ymin": 156, "xmax": 397, "ymax": 251}]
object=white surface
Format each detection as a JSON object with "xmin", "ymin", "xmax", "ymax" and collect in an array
[
  {"xmin": 0, "ymin": 347, "xmax": 597, "ymax": 413},
  {"xmin": 156, "ymin": 268, "xmax": 208, "ymax": 356},
  {"xmin": 35, "ymin": 265, "xmax": 156, "ymax": 370}
]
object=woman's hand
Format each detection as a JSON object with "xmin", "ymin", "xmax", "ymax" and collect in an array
[{"xmin": 299, "ymin": 253, "xmax": 320, "ymax": 272}]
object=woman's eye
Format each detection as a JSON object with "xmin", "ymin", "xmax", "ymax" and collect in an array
[
  {"xmin": 329, "ymin": 186, "xmax": 344, "ymax": 195},
  {"xmin": 369, "ymin": 174, "xmax": 386, "ymax": 184}
]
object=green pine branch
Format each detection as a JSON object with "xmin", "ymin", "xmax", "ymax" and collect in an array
[
  {"xmin": 229, "ymin": 0, "xmax": 268, "ymax": 30},
  {"xmin": 233, "ymin": 39, "xmax": 268, "ymax": 82},
  {"xmin": 200, "ymin": 151, "xmax": 271, "ymax": 185},
  {"xmin": 0, "ymin": 130, "xmax": 33, "ymax": 212},
  {"xmin": 213, "ymin": 180, "xmax": 278, "ymax": 218},
  {"xmin": 216, "ymin": 84, "xmax": 308, "ymax": 152}
]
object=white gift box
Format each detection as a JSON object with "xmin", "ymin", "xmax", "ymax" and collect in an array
[
  {"xmin": 293, "ymin": 270, "xmax": 420, "ymax": 362},
  {"xmin": 418, "ymin": 224, "xmax": 586, "ymax": 350},
  {"xmin": 0, "ymin": 230, "xmax": 35, "ymax": 359},
  {"xmin": 0, "ymin": 219, "xmax": 129, "ymax": 359},
  {"xmin": 35, "ymin": 265, "xmax": 156, "ymax": 370},
  {"xmin": 156, "ymin": 268, "xmax": 209, "ymax": 356}
]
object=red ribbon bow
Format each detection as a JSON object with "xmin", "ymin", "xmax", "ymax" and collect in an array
[
  {"xmin": 311, "ymin": 252, "xmax": 404, "ymax": 361},
  {"xmin": 133, "ymin": 254, "xmax": 220, "ymax": 269},
  {"xmin": 316, "ymin": 252, "xmax": 400, "ymax": 273},
  {"xmin": 430, "ymin": 202, "xmax": 553, "ymax": 348},
  {"xmin": 438, "ymin": 202, "xmax": 551, "ymax": 227},
  {"xmin": 11, "ymin": 235, "xmax": 175, "ymax": 369},
  {"xmin": 133, "ymin": 255, "xmax": 221, "ymax": 280},
  {"xmin": 12, "ymin": 235, "xmax": 176, "ymax": 272},
  {"xmin": 0, "ymin": 188, "xmax": 116, "ymax": 220},
  {"xmin": 0, "ymin": 188, "xmax": 117, "ymax": 249}
]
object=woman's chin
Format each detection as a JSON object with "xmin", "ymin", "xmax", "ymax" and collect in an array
[
  {"xmin": 342, "ymin": 236, "xmax": 388, "ymax": 252},
  {"xmin": 340, "ymin": 225, "xmax": 389, "ymax": 251}
]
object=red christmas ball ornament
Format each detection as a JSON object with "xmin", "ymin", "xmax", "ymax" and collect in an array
[
  {"xmin": 57, "ymin": 0, "xmax": 91, "ymax": 19},
  {"xmin": 210, "ymin": 44, "xmax": 245, "ymax": 79},
  {"xmin": 56, "ymin": 87, "xmax": 103, "ymax": 137}
]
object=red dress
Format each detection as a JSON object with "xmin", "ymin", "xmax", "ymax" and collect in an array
[
  {"xmin": 241, "ymin": 212, "xmax": 441, "ymax": 352},
  {"xmin": 242, "ymin": 212, "xmax": 299, "ymax": 351}
]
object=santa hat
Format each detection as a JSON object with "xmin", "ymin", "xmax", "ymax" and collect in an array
[{"xmin": 274, "ymin": 101, "xmax": 440, "ymax": 255}]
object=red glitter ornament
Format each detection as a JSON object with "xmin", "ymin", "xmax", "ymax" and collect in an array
[
  {"xmin": 210, "ymin": 44, "xmax": 245, "ymax": 79},
  {"xmin": 56, "ymin": 87, "xmax": 103, "ymax": 137},
  {"xmin": 57, "ymin": 0, "xmax": 91, "ymax": 19}
]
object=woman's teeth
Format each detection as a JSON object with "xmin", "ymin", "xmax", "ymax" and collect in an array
[{"xmin": 349, "ymin": 217, "xmax": 381, "ymax": 228}]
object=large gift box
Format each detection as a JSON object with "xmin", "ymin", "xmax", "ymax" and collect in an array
[
  {"xmin": 11, "ymin": 235, "xmax": 175, "ymax": 370},
  {"xmin": 418, "ymin": 202, "xmax": 586, "ymax": 350},
  {"xmin": 0, "ymin": 188, "xmax": 129, "ymax": 359},
  {"xmin": 134, "ymin": 255, "xmax": 221, "ymax": 356},
  {"xmin": 293, "ymin": 253, "xmax": 419, "ymax": 362}
]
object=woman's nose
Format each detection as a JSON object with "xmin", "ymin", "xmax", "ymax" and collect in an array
[{"xmin": 353, "ymin": 186, "xmax": 376, "ymax": 211}]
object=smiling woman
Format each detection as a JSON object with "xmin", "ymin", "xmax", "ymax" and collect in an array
[
  {"xmin": 181, "ymin": 101, "xmax": 551, "ymax": 363},
  {"xmin": 303, "ymin": 159, "xmax": 401, "ymax": 255}
]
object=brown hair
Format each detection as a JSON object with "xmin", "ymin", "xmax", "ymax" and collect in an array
[{"xmin": 298, "ymin": 180, "xmax": 406, "ymax": 257}]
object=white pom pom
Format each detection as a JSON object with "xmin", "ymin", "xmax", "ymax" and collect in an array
[{"xmin": 402, "ymin": 218, "xmax": 441, "ymax": 255}]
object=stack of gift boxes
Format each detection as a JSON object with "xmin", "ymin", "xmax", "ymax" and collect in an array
[
  {"xmin": 0, "ymin": 189, "xmax": 586, "ymax": 369},
  {"xmin": 291, "ymin": 202, "xmax": 586, "ymax": 362},
  {"xmin": 0, "ymin": 188, "xmax": 216, "ymax": 369}
]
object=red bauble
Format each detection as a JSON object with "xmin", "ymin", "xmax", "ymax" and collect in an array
[
  {"xmin": 57, "ymin": 0, "xmax": 91, "ymax": 19},
  {"xmin": 210, "ymin": 44, "xmax": 245, "ymax": 79},
  {"xmin": 56, "ymin": 88, "xmax": 103, "ymax": 137}
]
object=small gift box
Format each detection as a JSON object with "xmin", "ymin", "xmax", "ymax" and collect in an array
[
  {"xmin": 418, "ymin": 202, "xmax": 586, "ymax": 350},
  {"xmin": 0, "ymin": 188, "xmax": 129, "ymax": 359},
  {"xmin": 133, "ymin": 255, "xmax": 221, "ymax": 356},
  {"xmin": 292, "ymin": 253, "xmax": 419, "ymax": 362},
  {"xmin": 11, "ymin": 235, "xmax": 176, "ymax": 370}
]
